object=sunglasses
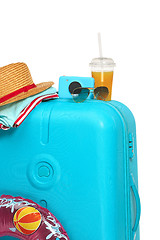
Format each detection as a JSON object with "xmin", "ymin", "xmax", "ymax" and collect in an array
[{"xmin": 71, "ymin": 86, "xmax": 109, "ymax": 103}]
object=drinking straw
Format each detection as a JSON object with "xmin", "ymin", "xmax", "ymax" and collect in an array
[{"xmin": 98, "ymin": 32, "xmax": 103, "ymax": 58}]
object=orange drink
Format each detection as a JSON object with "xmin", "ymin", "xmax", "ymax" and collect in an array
[
  {"xmin": 90, "ymin": 58, "xmax": 115, "ymax": 101},
  {"xmin": 92, "ymin": 71, "xmax": 113, "ymax": 101}
]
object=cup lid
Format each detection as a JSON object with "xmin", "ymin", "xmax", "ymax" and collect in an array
[{"xmin": 89, "ymin": 57, "xmax": 116, "ymax": 68}]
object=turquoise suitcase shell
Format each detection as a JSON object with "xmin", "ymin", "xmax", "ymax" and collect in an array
[{"xmin": 0, "ymin": 99, "xmax": 140, "ymax": 240}]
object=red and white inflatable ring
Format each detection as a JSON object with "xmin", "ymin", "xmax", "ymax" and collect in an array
[{"xmin": 0, "ymin": 195, "xmax": 69, "ymax": 240}]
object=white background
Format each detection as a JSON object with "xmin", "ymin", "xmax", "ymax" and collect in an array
[{"xmin": 0, "ymin": 0, "xmax": 160, "ymax": 239}]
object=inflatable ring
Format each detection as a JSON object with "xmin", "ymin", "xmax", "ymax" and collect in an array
[{"xmin": 0, "ymin": 195, "xmax": 69, "ymax": 240}]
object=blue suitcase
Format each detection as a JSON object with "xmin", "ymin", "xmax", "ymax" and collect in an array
[{"xmin": 0, "ymin": 99, "xmax": 140, "ymax": 240}]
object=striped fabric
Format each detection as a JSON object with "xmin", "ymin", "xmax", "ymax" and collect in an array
[{"xmin": 0, "ymin": 93, "xmax": 58, "ymax": 130}]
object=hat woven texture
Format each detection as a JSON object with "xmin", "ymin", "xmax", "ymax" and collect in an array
[{"xmin": 0, "ymin": 62, "xmax": 54, "ymax": 106}]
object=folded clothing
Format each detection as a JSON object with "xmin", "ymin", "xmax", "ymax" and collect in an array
[{"xmin": 0, "ymin": 87, "xmax": 58, "ymax": 130}]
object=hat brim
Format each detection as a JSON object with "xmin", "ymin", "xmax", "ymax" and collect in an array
[{"xmin": 0, "ymin": 81, "xmax": 54, "ymax": 107}]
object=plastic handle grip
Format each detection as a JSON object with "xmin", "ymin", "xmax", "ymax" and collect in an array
[{"xmin": 130, "ymin": 175, "xmax": 141, "ymax": 236}]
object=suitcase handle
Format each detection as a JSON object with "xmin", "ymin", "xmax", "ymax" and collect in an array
[{"xmin": 130, "ymin": 174, "xmax": 141, "ymax": 237}]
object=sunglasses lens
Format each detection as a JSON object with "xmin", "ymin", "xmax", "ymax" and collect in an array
[
  {"xmin": 94, "ymin": 86, "xmax": 109, "ymax": 101},
  {"xmin": 72, "ymin": 88, "xmax": 90, "ymax": 103}
]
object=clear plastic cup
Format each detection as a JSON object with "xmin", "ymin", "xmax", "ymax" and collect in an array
[{"xmin": 89, "ymin": 58, "xmax": 116, "ymax": 101}]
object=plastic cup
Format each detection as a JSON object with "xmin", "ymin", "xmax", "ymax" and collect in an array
[{"xmin": 89, "ymin": 58, "xmax": 116, "ymax": 101}]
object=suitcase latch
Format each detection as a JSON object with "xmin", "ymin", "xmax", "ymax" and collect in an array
[{"xmin": 129, "ymin": 133, "xmax": 134, "ymax": 160}]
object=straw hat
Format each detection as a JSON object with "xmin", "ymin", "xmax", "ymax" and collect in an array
[{"xmin": 0, "ymin": 62, "xmax": 54, "ymax": 106}]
